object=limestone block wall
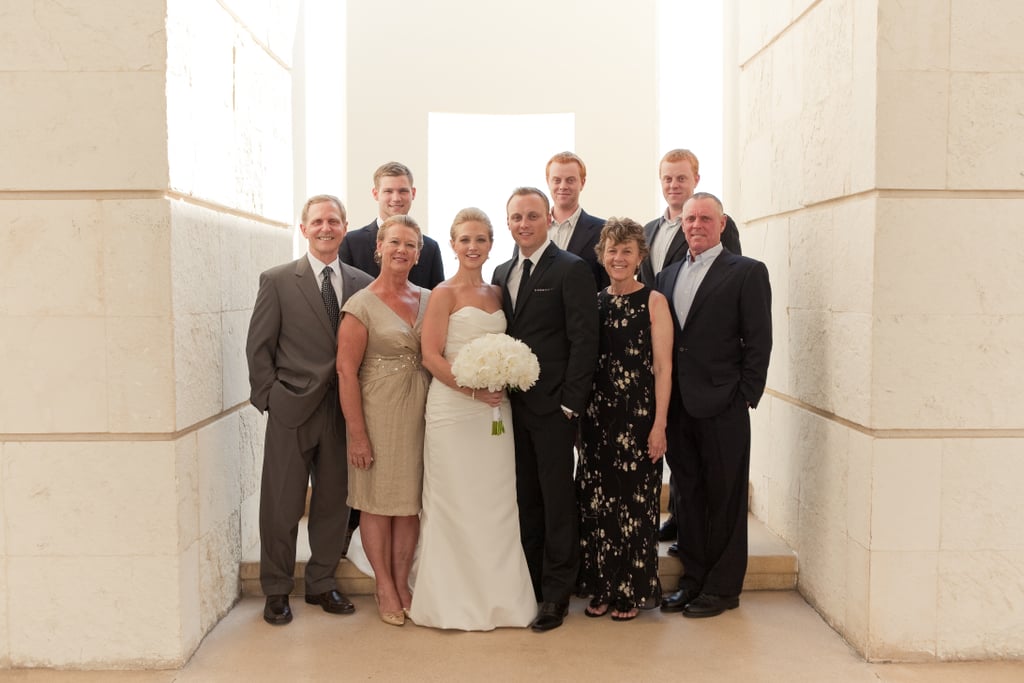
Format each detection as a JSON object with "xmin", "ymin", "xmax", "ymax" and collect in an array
[
  {"xmin": 0, "ymin": 0, "xmax": 297, "ymax": 668},
  {"xmin": 731, "ymin": 0, "xmax": 1024, "ymax": 661}
]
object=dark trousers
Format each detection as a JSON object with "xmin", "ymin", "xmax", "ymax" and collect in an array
[
  {"xmin": 666, "ymin": 394, "xmax": 750, "ymax": 597},
  {"xmin": 259, "ymin": 393, "xmax": 349, "ymax": 595},
  {"xmin": 511, "ymin": 404, "xmax": 579, "ymax": 605}
]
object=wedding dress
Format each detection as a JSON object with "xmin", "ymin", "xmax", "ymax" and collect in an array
[{"xmin": 408, "ymin": 307, "xmax": 537, "ymax": 630}]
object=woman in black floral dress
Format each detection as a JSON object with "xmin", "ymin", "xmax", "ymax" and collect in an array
[{"xmin": 577, "ymin": 217, "xmax": 674, "ymax": 621}]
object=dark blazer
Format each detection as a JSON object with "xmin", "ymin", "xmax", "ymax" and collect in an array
[
  {"xmin": 655, "ymin": 247, "xmax": 771, "ymax": 419},
  {"xmin": 640, "ymin": 214, "xmax": 741, "ymax": 288},
  {"xmin": 246, "ymin": 257, "xmax": 374, "ymax": 428},
  {"xmin": 338, "ymin": 220, "xmax": 445, "ymax": 289},
  {"xmin": 566, "ymin": 209, "xmax": 608, "ymax": 289},
  {"xmin": 492, "ymin": 244, "xmax": 598, "ymax": 415}
]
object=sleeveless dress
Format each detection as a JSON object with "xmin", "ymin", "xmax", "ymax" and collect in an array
[
  {"xmin": 408, "ymin": 307, "xmax": 537, "ymax": 630},
  {"xmin": 576, "ymin": 287, "xmax": 662, "ymax": 611},
  {"xmin": 342, "ymin": 288, "xmax": 430, "ymax": 516}
]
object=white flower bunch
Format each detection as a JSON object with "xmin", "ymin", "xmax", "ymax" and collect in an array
[
  {"xmin": 451, "ymin": 333, "xmax": 540, "ymax": 435},
  {"xmin": 451, "ymin": 333, "xmax": 540, "ymax": 392}
]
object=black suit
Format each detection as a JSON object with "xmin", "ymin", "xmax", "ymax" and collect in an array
[
  {"xmin": 640, "ymin": 214, "xmax": 741, "ymax": 288},
  {"xmin": 493, "ymin": 243, "xmax": 598, "ymax": 605},
  {"xmin": 655, "ymin": 246, "xmax": 771, "ymax": 598},
  {"xmin": 338, "ymin": 220, "xmax": 445, "ymax": 289}
]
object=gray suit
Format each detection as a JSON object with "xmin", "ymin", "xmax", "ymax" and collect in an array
[{"xmin": 246, "ymin": 255, "xmax": 373, "ymax": 595}]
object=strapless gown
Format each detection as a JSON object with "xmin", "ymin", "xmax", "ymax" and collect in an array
[{"xmin": 408, "ymin": 307, "xmax": 537, "ymax": 630}]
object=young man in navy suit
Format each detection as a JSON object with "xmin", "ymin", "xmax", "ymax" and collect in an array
[
  {"xmin": 336, "ymin": 161, "xmax": 444, "ymax": 543},
  {"xmin": 655, "ymin": 192, "xmax": 772, "ymax": 618},
  {"xmin": 545, "ymin": 151, "xmax": 608, "ymax": 289},
  {"xmin": 641, "ymin": 149, "xmax": 744, "ymax": 546},
  {"xmin": 338, "ymin": 161, "xmax": 445, "ymax": 289},
  {"xmin": 493, "ymin": 187, "xmax": 598, "ymax": 632}
]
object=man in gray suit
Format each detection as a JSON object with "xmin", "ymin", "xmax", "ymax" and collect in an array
[{"xmin": 246, "ymin": 194, "xmax": 374, "ymax": 625}]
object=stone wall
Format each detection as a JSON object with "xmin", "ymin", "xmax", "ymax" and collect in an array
[
  {"xmin": 731, "ymin": 0, "xmax": 1024, "ymax": 661},
  {"xmin": 0, "ymin": 0, "xmax": 298, "ymax": 668}
]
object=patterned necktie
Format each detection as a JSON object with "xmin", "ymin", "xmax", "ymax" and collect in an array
[
  {"xmin": 321, "ymin": 265, "xmax": 340, "ymax": 332},
  {"xmin": 515, "ymin": 258, "xmax": 532, "ymax": 312}
]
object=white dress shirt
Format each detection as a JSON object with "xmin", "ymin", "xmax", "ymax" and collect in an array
[{"xmin": 307, "ymin": 252, "xmax": 344, "ymax": 303}]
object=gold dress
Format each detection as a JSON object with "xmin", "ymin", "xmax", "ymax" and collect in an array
[{"xmin": 342, "ymin": 288, "xmax": 430, "ymax": 516}]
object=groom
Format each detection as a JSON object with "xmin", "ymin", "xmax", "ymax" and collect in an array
[{"xmin": 493, "ymin": 186, "xmax": 598, "ymax": 632}]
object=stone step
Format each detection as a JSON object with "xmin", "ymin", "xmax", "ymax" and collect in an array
[{"xmin": 239, "ymin": 513, "xmax": 797, "ymax": 597}]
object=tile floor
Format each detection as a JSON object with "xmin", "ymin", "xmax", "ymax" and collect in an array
[{"xmin": 1, "ymin": 592, "xmax": 1020, "ymax": 681}]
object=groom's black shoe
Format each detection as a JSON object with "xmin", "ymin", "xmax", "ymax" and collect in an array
[
  {"xmin": 660, "ymin": 587, "xmax": 700, "ymax": 613},
  {"xmin": 682, "ymin": 593, "xmax": 740, "ymax": 618},
  {"xmin": 531, "ymin": 601, "xmax": 568, "ymax": 632}
]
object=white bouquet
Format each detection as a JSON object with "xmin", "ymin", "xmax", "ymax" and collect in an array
[{"xmin": 450, "ymin": 333, "xmax": 540, "ymax": 435}]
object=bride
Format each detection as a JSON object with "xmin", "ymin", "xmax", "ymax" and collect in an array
[{"xmin": 407, "ymin": 208, "xmax": 537, "ymax": 630}]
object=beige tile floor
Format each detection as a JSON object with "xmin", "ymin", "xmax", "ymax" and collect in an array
[{"xmin": 2, "ymin": 592, "xmax": 1020, "ymax": 682}]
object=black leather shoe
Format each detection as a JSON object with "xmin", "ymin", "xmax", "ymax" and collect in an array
[
  {"xmin": 658, "ymin": 517, "xmax": 678, "ymax": 541},
  {"xmin": 305, "ymin": 589, "xmax": 355, "ymax": 615},
  {"xmin": 682, "ymin": 593, "xmax": 740, "ymax": 618},
  {"xmin": 660, "ymin": 587, "xmax": 700, "ymax": 613},
  {"xmin": 667, "ymin": 543, "xmax": 679, "ymax": 557},
  {"xmin": 264, "ymin": 594, "xmax": 293, "ymax": 625},
  {"xmin": 530, "ymin": 601, "xmax": 568, "ymax": 632}
]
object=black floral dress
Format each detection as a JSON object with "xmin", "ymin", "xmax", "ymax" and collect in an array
[{"xmin": 576, "ymin": 287, "xmax": 662, "ymax": 611}]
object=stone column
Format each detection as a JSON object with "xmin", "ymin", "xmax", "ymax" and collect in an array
[
  {"xmin": 732, "ymin": 0, "xmax": 1024, "ymax": 661},
  {"xmin": 0, "ymin": 0, "xmax": 298, "ymax": 668}
]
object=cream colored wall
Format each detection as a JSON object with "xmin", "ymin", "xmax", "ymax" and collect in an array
[
  {"xmin": 731, "ymin": 0, "xmax": 1024, "ymax": 661},
  {"xmin": 345, "ymin": 0, "xmax": 658, "ymax": 238},
  {"xmin": 0, "ymin": 0, "xmax": 298, "ymax": 668}
]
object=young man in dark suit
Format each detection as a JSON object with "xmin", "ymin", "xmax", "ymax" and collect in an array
[
  {"xmin": 338, "ymin": 161, "xmax": 444, "ymax": 289},
  {"xmin": 655, "ymin": 192, "xmax": 772, "ymax": 618},
  {"xmin": 336, "ymin": 161, "xmax": 443, "ymax": 543},
  {"xmin": 640, "ymin": 149, "xmax": 742, "ymax": 288},
  {"xmin": 246, "ymin": 195, "xmax": 374, "ymax": 625},
  {"xmin": 640, "ymin": 148, "xmax": 743, "ymax": 546},
  {"xmin": 492, "ymin": 187, "xmax": 599, "ymax": 632},
  {"xmin": 545, "ymin": 151, "xmax": 608, "ymax": 289}
]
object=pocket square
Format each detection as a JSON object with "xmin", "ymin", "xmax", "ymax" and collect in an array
[{"xmin": 533, "ymin": 287, "xmax": 555, "ymax": 293}]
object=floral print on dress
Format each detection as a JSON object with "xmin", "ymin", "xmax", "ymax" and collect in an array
[{"xmin": 576, "ymin": 287, "xmax": 661, "ymax": 611}]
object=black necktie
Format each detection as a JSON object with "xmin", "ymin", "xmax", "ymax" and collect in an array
[
  {"xmin": 321, "ymin": 266, "xmax": 340, "ymax": 332},
  {"xmin": 515, "ymin": 258, "xmax": 532, "ymax": 312}
]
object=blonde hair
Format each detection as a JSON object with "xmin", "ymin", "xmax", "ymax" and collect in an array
[{"xmin": 449, "ymin": 207, "xmax": 493, "ymax": 241}]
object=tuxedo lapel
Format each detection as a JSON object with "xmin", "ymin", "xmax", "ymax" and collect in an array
[
  {"xmin": 294, "ymin": 257, "xmax": 335, "ymax": 338},
  {"xmin": 513, "ymin": 246, "xmax": 555, "ymax": 319}
]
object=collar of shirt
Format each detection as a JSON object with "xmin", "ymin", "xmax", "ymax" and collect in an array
[
  {"xmin": 520, "ymin": 239, "xmax": 553, "ymax": 268},
  {"xmin": 307, "ymin": 252, "xmax": 340, "ymax": 279},
  {"xmin": 550, "ymin": 205, "xmax": 582, "ymax": 230},
  {"xmin": 306, "ymin": 253, "xmax": 344, "ymax": 301},
  {"xmin": 686, "ymin": 242, "xmax": 724, "ymax": 265},
  {"xmin": 660, "ymin": 211, "xmax": 682, "ymax": 231}
]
